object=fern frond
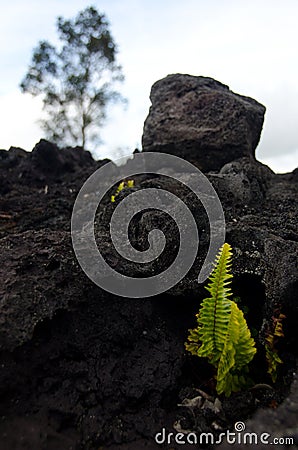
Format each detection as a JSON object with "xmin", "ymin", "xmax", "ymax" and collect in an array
[
  {"xmin": 196, "ymin": 243, "xmax": 233, "ymax": 365},
  {"xmin": 185, "ymin": 328, "xmax": 201, "ymax": 356},
  {"xmin": 185, "ymin": 243, "xmax": 257, "ymax": 397},
  {"xmin": 216, "ymin": 301, "xmax": 239, "ymax": 395},
  {"xmin": 217, "ymin": 302, "xmax": 256, "ymax": 396},
  {"xmin": 233, "ymin": 304, "xmax": 256, "ymax": 370}
]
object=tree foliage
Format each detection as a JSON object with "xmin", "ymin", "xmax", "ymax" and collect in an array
[{"xmin": 20, "ymin": 6, "xmax": 125, "ymax": 149}]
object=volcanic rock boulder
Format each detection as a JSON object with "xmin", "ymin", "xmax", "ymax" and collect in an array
[{"xmin": 142, "ymin": 74, "xmax": 266, "ymax": 172}]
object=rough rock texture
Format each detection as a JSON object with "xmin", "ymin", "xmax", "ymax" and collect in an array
[
  {"xmin": 219, "ymin": 375, "xmax": 298, "ymax": 449},
  {"xmin": 0, "ymin": 78, "xmax": 297, "ymax": 450},
  {"xmin": 142, "ymin": 74, "xmax": 266, "ymax": 172}
]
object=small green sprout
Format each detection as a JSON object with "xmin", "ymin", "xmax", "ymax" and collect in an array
[
  {"xmin": 111, "ymin": 179, "xmax": 134, "ymax": 202},
  {"xmin": 127, "ymin": 180, "xmax": 134, "ymax": 188}
]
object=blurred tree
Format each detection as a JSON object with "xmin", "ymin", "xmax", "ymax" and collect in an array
[{"xmin": 20, "ymin": 6, "xmax": 125, "ymax": 149}]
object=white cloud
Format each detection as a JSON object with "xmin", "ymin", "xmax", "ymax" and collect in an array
[
  {"xmin": 258, "ymin": 148, "xmax": 298, "ymax": 174},
  {"xmin": 0, "ymin": 92, "xmax": 43, "ymax": 151}
]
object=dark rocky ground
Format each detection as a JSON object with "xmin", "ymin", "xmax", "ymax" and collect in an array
[{"xmin": 0, "ymin": 75, "xmax": 297, "ymax": 449}]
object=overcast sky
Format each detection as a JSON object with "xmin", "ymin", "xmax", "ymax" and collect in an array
[{"xmin": 1, "ymin": 0, "xmax": 298, "ymax": 172}]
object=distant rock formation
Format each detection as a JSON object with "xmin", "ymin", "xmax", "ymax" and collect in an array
[{"xmin": 142, "ymin": 74, "xmax": 266, "ymax": 172}]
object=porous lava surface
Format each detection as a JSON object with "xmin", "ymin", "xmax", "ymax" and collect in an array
[
  {"xmin": 142, "ymin": 74, "xmax": 266, "ymax": 172},
  {"xmin": 0, "ymin": 77, "xmax": 297, "ymax": 450}
]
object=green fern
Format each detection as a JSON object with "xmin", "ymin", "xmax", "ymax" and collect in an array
[{"xmin": 185, "ymin": 243, "xmax": 256, "ymax": 396}]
